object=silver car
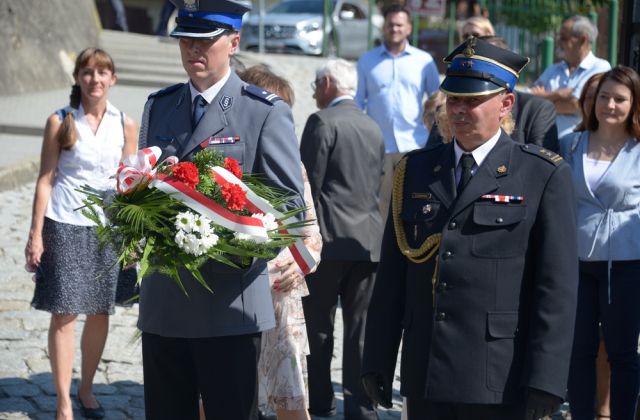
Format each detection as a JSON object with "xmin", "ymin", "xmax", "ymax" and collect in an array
[{"xmin": 240, "ymin": 0, "xmax": 383, "ymax": 59}]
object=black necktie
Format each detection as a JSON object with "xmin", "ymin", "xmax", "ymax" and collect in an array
[
  {"xmin": 458, "ymin": 153, "xmax": 475, "ymax": 194},
  {"xmin": 192, "ymin": 94, "xmax": 207, "ymax": 128}
]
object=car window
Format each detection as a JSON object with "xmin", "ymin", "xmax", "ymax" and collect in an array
[
  {"xmin": 340, "ymin": 3, "xmax": 366, "ymax": 19},
  {"xmin": 268, "ymin": 1, "xmax": 330, "ymax": 14}
]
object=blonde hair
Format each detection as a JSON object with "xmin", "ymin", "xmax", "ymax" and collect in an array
[
  {"xmin": 460, "ymin": 16, "xmax": 495, "ymax": 41},
  {"xmin": 57, "ymin": 48, "xmax": 115, "ymax": 150},
  {"xmin": 423, "ymin": 91, "xmax": 447, "ymax": 131}
]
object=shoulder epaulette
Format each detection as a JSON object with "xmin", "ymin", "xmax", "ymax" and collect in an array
[
  {"xmin": 148, "ymin": 83, "xmax": 184, "ymax": 99},
  {"xmin": 243, "ymin": 84, "xmax": 282, "ymax": 105},
  {"xmin": 520, "ymin": 144, "xmax": 564, "ymax": 166}
]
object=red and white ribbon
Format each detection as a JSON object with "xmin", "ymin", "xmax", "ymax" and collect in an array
[
  {"xmin": 117, "ymin": 147, "xmax": 178, "ymax": 194},
  {"xmin": 150, "ymin": 173, "xmax": 269, "ymax": 242},
  {"xmin": 211, "ymin": 166, "xmax": 318, "ymax": 274}
]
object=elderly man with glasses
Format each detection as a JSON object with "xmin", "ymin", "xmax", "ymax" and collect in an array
[{"xmin": 529, "ymin": 15, "xmax": 610, "ymax": 138}]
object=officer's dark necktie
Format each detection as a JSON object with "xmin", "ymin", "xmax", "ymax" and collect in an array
[
  {"xmin": 192, "ymin": 94, "xmax": 207, "ymax": 128},
  {"xmin": 458, "ymin": 153, "xmax": 475, "ymax": 194}
]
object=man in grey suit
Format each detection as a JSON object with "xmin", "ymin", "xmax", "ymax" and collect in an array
[
  {"xmin": 300, "ymin": 59, "xmax": 385, "ymax": 420},
  {"xmin": 136, "ymin": 1, "xmax": 305, "ymax": 419}
]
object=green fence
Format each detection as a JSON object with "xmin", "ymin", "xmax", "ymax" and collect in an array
[{"xmin": 440, "ymin": 0, "xmax": 616, "ymax": 84}]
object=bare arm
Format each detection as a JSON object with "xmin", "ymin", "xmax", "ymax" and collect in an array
[
  {"xmin": 529, "ymin": 86, "xmax": 579, "ymax": 115},
  {"xmin": 25, "ymin": 114, "xmax": 62, "ymax": 271},
  {"xmin": 121, "ymin": 116, "xmax": 139, "ymax": 159}
]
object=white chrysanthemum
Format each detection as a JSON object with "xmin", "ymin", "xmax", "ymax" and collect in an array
[
  {"xmin": 194, "ymin": 214, "xmax": 213, "ymax": 236},
  {"xmin": 251, "ymin": 213, "xmax": 279, "ymax": 231},
  {"xmin": 234, "ymin": 231, "xmax": 268, "ymax": 244},
  {"xmin": 182, "ymin": 233, "xmax": 202, "ymax": 256},
  {"xmin": 174, "ymin": 229, "xmax": 186, "ymax": 247},
  {"xmin": 175, "ymin": 211, "xmax": 196, "ymax": 233},
  {"xmin": 201, "ymin": 233, "xmax": 219, "ymax": 249}
]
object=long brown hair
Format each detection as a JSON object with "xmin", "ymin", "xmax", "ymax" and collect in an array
[
  {"xmin": 56, "ymin": 48, "xmax": 115, "ymax": 150},
  {"xmin": 574, "ymin": 72, "xmax": 605, "ymax": 132},
  {"xmin": 583, "ymin": 65, "xmax": 640, "ymax": 139}
]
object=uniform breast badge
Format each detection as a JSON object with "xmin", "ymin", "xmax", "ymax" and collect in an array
[
  {"xmin": 200, "ymin": 136, "xmax": 241, "ymax": 148},
  {"xmin": 480, "ymin": 194, "xmax": 524, "ymax": 203}
]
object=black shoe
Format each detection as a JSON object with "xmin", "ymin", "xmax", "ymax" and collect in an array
[
  {"xmin": 77, "ymin": 397, "xmax": 105, "ymax": 419},
  {"xmin": 308, "ymin": 407, "xmax": 337, "ymax": 417},
  {"xmin": 258, "ymin": 409, "xmax": 277, "ymax": 420}
]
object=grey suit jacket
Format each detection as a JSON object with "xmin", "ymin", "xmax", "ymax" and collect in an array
[
  {"xmin": 300, "ymin": 98, "xmax": 385, "ymax": 261},
  {"xmin": 137, "ymin": 71, "xmax": 305, "ymax": 338}
]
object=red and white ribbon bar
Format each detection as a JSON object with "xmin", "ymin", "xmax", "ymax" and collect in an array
[
  {"xmin": 150, "ymin": 173, "xmax": 268, "ymax": 242},
  {"xmin": 211, "ymin": 166, "xmax": 318, "ymax": 274}
]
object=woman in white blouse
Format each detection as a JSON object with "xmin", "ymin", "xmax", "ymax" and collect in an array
[
  {"xmin": 560, "ymin": 65, "xmax": 640, "ymax": 420},
  {"xmin": 25, "ymin": 48, "xmax": 137, "ymax": 420}
]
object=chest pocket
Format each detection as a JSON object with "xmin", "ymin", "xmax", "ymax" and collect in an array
[
  {"xmin": 401, "ymin": 199, "xmax": 442, "ymax": 249},
  {"xmin": 472, "ymin": 202, "xmax": 527, "ymax": 258}
]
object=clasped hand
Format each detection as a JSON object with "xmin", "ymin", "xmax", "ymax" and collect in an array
[
  {"xmin": 272, "ymin": 256, "xmax": 304, "ymax": 293},
  {"xmin": 524, "ymin": 387, "xmax": 562, "ymax": 420}
]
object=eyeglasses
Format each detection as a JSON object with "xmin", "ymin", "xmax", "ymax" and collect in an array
[
  {"xmin": 462, "ymin": 32, "xmax": 481, "ymax": 39},
  {"xmin": 310, "ymin": 78, "xmax": 322, "ymax": 90}
]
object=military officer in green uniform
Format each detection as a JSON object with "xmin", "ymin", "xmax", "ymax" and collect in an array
[{"xmin": 361, "ymin": 38, "xmax": 579, "ymax": 420}]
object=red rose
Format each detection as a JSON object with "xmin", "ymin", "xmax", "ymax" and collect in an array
[
  {"xmin": 172, "ymin": 162, "xmax": 200, "ymax": 189},
  {"xmin": 224, "ymin": 157, "xmax": 243, "ymax": 180},
  {"xmin": 221, "ymin": 184, "xmax": 247, "ymax": 211}
]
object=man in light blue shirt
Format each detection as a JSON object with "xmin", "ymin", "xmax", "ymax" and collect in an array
[
  {"xmin": 529, "ymin": 15, "xmax": 610, "ymax": 138},
  {"xmin": 355, "ymin": 3, "xmax": 440, "ymax": 223}
]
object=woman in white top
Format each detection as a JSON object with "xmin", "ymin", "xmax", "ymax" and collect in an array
[
  {"xmin": 24, "ymin": 48, "xmax": 137, "ymax": 420},
  {"xmin": 560, "ymin": 65, "xmax": 640, "ymax": 420}
]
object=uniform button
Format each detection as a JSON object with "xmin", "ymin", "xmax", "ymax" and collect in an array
[
  {"xmin": 442, "ymin": 251, "xmax": 453, "ymax": 259},
  {"xmin": 437, "ymin": 282, "xmax": 447, "ymax": 292},
  {"xmin": 495, "ymin": 217, "xmax": 504, "ymax": 224},
  {"xmin": 436, "ymin": 312, "xmax": 447, "ymax": 321},
  {"xmin": 448, "ymin": 221, "xmax": 457, "ymax": 229}
]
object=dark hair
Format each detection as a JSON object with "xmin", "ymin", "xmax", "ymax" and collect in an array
[
  {"xmin": 239, "ymin": 65, "xmax": 295, "ymax": 107},
  {"xmin": 57, "ymin": 48, "xmax": 115, "ymax": 150},
  {"xmin": 382, "ymin": 3, "xmax": 411, "ymax": 20},
  {"xmin": 574, "ymin": 72, "xmax": 605, "ymax": 132},
  {"xmin": 584, "ymin": 65, "xmax": 640, "ymax": 139}
]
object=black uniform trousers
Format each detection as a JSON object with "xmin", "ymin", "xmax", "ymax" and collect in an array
[
  {"xmin": 141, "ymin": 332, "xmax": 261, "ymax": 420},
  {"xmin": 302, "ymin": 260, "xmax": 378, "ymax": 420},
  {"xmin": 407, "ymin": 397, "xmax": 525, "ymax": 420}
]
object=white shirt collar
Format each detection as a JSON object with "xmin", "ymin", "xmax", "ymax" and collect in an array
[
  {"xmin": 577, "ymin": 51, "xmax": 597, "ymax": 70},
  {"xmin": 328, "ymin": 95, "xmax": 353, "ymax": 108},
  {"xmin": 189, "ymin": 68, "xmax": 232, "ymax": 105},
  {"xmin": 454, "ymin": 129, "xmax": 502, "ymax": 169}
]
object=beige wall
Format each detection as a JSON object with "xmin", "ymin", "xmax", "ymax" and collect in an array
[{"xmin": 0, "ymin": 0, "xmax": 100, "ymax": 95}]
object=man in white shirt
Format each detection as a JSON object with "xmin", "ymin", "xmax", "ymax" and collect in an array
[{"xmin": 529, "ymin": 15, "xmax": 610, "ymax": 138}]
